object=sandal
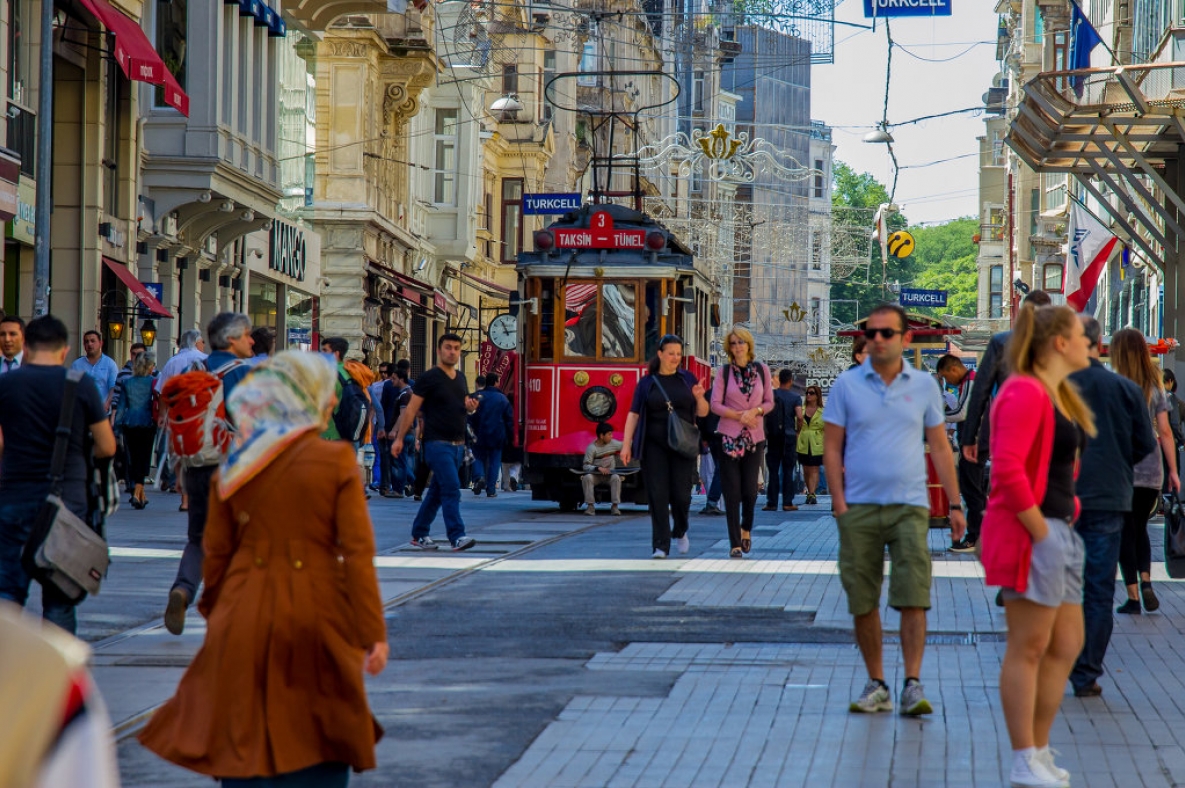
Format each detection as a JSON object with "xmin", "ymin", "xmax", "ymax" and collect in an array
[
  {"xmin": 730, "ymin": 547, "xmax": 743, "ymax": 559},
  {"xmin": 740, "ymin": 531, "xmax": 752, "ymax": 554}
]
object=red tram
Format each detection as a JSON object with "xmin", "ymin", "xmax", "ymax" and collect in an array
[{"xmin": 515, "ymin": 204, "xmax": 715, "ymax": 510}]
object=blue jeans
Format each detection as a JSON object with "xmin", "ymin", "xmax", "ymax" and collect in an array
[
  {"xmin": 411, "ymin": 441, "xmax": 467, "ymax": 544},
  {"xmin": 1070, "ymin": 509, "xmax": 1124, "ymax": 691},
  {"xmin": 474, "ymin": 447, "xmax": 502, "ymax": 495},
  {"xmin": 371, "ymin": 433, "xmax": 384, "ymax": 486},
  {"xmin": 402, "ymin": 435, "xmax": 417, "ymax": 492},
  {"xmin": 707, "ymin": 442, "xmax": 724, "ymax": 506},
  {"xmin": 0, "ymin": 498, "xmax": 79, "ymax": 633}
]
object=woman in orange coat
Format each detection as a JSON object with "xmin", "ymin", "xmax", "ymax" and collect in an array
[{"xmin": 139, "ymin": 351, "xmax": 389, "ymax": 787}]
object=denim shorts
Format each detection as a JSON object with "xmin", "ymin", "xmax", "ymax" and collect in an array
[{"xmin": 1001, "ymin": 517, "xmax": 1085, "ymax": 608}]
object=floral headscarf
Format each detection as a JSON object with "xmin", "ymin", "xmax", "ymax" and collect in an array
[{"xmin": 217, "ymin": 351, "xmax": 336, "ymax": 500}]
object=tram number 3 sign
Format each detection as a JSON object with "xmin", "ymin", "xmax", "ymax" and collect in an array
[{"xmin": 554, "ymin": 210, "xmax": 647, "ymax": 249}]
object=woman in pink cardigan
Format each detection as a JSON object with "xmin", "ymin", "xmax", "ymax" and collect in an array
[
  {"xmin": 980, "ymin": 304, "xmax": 1096, "ymax": 788},
  {"xmin": 710, "ymin": 326, "xmax": 775, "ymax": 558}
]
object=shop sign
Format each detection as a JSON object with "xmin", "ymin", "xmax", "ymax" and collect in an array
[
  {"xmin": 138, "ymin": 282, "xmax": 164, "ymax": 318},
  {"xmin": 287, "ymin": 327, "xmax": 311, "ymax": 346},
  {"xmin": 363, "ymin": 299, "xmax": 382, "ymax": 338},
  {"xmin": 434, "ymin": 292, "xmax": 447, "ymax": 313},
  {"xmin": 523, "ymin": 193, "xmax": 582, "ymax": 215},
  {"xmin": 270, "ymin": 221, "xmax": 307, "ymax": 281},
  {"xmin": 7, "ymin": 177, "xmax": 34, "ymax": 246}
]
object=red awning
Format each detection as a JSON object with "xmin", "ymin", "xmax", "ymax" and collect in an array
[
  {"xmin": 78, "ymin": 0, "xmax": 190, "ymax": 116},
  {"xmin": 102, "ymin": 257, "xmax": 173, "ymax": 318}
]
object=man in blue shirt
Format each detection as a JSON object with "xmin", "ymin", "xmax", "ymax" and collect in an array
[
  {"xmin": 824, "ymin": 303, "xmax": 965, "ymax": 718},
  {"xmin": 71, "ymin": 330, "xmax": 120, "ymax": 410}
]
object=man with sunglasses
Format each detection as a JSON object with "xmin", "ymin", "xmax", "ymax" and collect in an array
[{"xmin": 824, "ymin": 304, "xmax": 965, "ymax": 717}]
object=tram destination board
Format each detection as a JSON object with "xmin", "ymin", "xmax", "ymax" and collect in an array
[{"xmin": 552, "ymin": 210, "xmax": 648, "ymax": 250}]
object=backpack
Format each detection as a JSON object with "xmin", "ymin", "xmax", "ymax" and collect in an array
[
  {"xmin": 332, "ymin": 363, "xmax": 372, "ymax": 444},
  {"xmin": 160, "ymin": 359, "xmax": 248, "ymax": 468}
]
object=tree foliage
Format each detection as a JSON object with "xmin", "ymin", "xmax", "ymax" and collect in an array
[
  {"xmin": 829, "ymin": 162, "xmax": 913, "ymax": 327},
  {"xmin": 907, "ymin": 217, "xmax": 979, "ymax": 319}
]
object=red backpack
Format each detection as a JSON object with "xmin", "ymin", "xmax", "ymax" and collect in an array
[{"xmin": 160, "ymin": 360, "xmax": 248, "ymax": 468}]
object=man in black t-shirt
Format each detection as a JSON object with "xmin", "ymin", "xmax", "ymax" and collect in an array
[
  {"xmin": 764, "ymin": 368, "xmax": 804, "ymax": 512},
  {"xmin": 0, "ymin": 315, "xmax": 116, "ymax": 634},
  {"xmin": 391, "ymin": 334, "xmax": 479, "ymax": 551}
]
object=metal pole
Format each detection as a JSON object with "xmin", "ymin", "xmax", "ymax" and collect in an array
[{"xmin": 32, "ymin": 0, "xmax": 54, "ymax": 316}]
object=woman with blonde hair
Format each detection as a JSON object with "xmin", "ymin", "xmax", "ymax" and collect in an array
[
  {"xmin": 710, "ymin": 326, "xmax": 774, "ymax": 557},
  {"xmin": 1110, "ymin": 327, "xmax": 1180, "ymax": 614},
  {"xmin": 140, "ymin": 351, "xmax": 388, "ymax": 787},
  {"xmin": 981, "ymin": 304, "xmax": 1095, "ymax": 788}
]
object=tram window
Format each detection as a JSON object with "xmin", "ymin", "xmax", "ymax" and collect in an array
[
  {"xmin": 601, "ymin": 284, "xmax": 636, "ymax": 358},
  {"xmin": 564, "ymin": 282, "xmax": 599, "ymax": 357},
  {"xmin": 538, "ymin": 279, "xmax": 555, "ymax": 360},
  {"xmin": 644, "ymin": 284, "xmax": 660, "ymax": 359}
]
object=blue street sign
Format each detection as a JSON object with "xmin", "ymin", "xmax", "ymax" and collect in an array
[
  {"xmin": 523, "ymin": 193, "xmax": 582, "ymax": 215},
  {"xmin": 139, "ymin": 282, "xmax": 164, "ymax": 317},
  {"xmin": 287, "ymin": 327, "xmax": 311, "ymax": 346},
  {"xmin": 863, "ymin": 0, "xmax": 951, "ymax": 17},
  {"xmin": 899, "ymin": 288, "xmax": 948, "ymax": 307}
]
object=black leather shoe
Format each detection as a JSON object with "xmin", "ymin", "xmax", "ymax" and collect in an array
[{"xmin": 1074, "ymin": 682, "xmax": 1103, "ymax": 697}]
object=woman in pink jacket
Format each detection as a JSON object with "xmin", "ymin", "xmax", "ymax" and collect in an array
[
  {"xmin": 710, "ymin": 326, "xmax": 775, "ymax": 558},
  {"xmin": 980, "ymin": 304, "xmax": 1095, "ymax": 788}
]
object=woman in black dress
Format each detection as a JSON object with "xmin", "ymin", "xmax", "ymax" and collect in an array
[{"xmin": 621, "ymin": 335, "xmax": 710, "ymax": 558}]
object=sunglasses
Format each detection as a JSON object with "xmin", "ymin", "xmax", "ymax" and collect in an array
[
  {"xmin": 862, "ymin": 327, "xmax": 904, "ymax": 340},
  {"xmin": 658, "ymin": 334, "xmax": 683, "ymax": 346}
]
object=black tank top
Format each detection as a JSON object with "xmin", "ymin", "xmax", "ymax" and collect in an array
[{"xmin": 1041, "ymin": 407, "xmax": 1083, "ymax": 519}]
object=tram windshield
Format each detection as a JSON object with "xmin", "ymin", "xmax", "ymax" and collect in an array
[{"xmin": 527, "ymin": 277, "xmax": 684, "ymax": 364}]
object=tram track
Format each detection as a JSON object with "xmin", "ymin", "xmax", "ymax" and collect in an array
[{"xmin": 105, "ymin": 512, "xmax": 626, "ymax": 741}]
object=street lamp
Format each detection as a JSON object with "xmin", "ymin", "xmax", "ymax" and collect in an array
[
  {"xmin": 863, "ymin": 125, "xmax": 894, "ymax": 144},
  {"xmin": 139, "ymin": 319, "xmax": 157, "ymax": 348}
]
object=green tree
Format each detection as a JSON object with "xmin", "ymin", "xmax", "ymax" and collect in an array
[
  {"xmin": 829, "ymin": 162, "xmax": 915, "ymax": 327},
  {"xmin": 905, "ymin": 217, "xmax": 980, "ymax": 319}
]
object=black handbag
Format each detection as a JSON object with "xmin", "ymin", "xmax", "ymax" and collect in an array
[
  {"xmin": 1164, "ymin": 492, "xmax": 1185, "ymax": 579},
  {"xmin": 20, "ymin": 371, "xmax": 110, "ymax": 603},
  {"xmin": 651, "ymin": 375, "xmax": 701, "ymax": 460}
]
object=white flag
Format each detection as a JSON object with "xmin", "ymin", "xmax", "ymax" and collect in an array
[{"xmin": 1065, "ymin": 201, "xmax": 1119, "ymax": 311}]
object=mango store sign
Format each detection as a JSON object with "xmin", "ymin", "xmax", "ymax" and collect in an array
[{"xmin": 863, "ymin": 0, "xmax": 951, "ymax": 16}]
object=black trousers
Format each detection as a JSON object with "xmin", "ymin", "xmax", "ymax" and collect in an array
[
  {"xmin": 765, "ymin": 437, "xmax": 797, "ymax": 508},
  {"xmin": 721, "ymin": 446, "xmax": 764, "ymax": 549},
  {"xmin": 1120, "ymin": 486, "xmax": 1160, "ymax": 585},
  {"xmin": 958, "ymin": 453, "xmax": 988, "ymax": 543},
  {"xmin": 123, "ymin": 426, "xmax": 158, "ymax": 485},
  {"xmin": 174, "ymin": 464, "xmax": 217, "ymax": 599},
  {"xmin": 641, "ymin": 438, "xmax": 695, "ymax": 554}
]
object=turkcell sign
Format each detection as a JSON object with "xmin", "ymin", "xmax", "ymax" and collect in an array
[
  {"xmin": 899, "ymin": 288, "xmax": 948, "ymax": 307},
  {"xmin": 523, "ymin": 193, "xmax": 582, "ymax": 215},
  {"xmin": 863, "ymin": 0, "xmax": 951, "ymax": 17}
]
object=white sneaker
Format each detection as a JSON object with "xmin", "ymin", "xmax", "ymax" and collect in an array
[
  {"xmin": 652, "ymin": 549, "xmax": 667, "ymax": 559},
  {"xmin": 1036, "ymin": 747, "xmax": 1070, "ymax": 783},
  {"xmin": 675, "ymin": 535, "xmax": 690, "ymax": 554},
  {"xmin": 1010, "ymin": 749, "xmax": 1069, "ymax": 788}
]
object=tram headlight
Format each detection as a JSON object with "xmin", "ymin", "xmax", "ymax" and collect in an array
[
  {"xmin": 534, "ymin": 230, "xmax": 555, "ymax": 251},
  {"xmin": 646, "ymin": 231, "xmax": 667, "ymax": 251},
  {"xmin": 579, "ymin": 386, "xmax": 617, "ymax": 422}
]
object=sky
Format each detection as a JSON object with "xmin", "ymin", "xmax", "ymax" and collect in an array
[{"xmin": 810, "ymin": 0, "xmax": 1001, "ymax": 226}]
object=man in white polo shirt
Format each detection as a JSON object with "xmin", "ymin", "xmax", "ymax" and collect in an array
[{"xmin": 824, "ymin": 303, "xmax": 965, "ymax": 717}]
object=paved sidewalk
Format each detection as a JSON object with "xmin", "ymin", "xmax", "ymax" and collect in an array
[{"xmin": 492, "ymin": 500, "xmax": 1185, "ymax": 788}]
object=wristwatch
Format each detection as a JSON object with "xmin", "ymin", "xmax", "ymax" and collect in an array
[{"xmin": 949, "ymin": 503, "xmax": 963, "ymax": 511}]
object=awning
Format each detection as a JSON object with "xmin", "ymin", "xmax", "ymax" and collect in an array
[
  {"xmin": 1006, "ymin": 60, "xmax": 1185, "ymax": 274},
  {"xmin": 78, "ymin": 0, "xmax": 190, "ymax": 116},
  {"xmin": 102, "ymin": 256, "xmax": 173, "ymax": 318},
  {"xmin": 460, "ymin": 270, "xmax": 513, "ymax": 298}
]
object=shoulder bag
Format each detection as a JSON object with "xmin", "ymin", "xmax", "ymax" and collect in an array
[
  {"xmin": 20, "ymin": 370, "xmax": 110, "ymax": 603},
  {"xmin": 650, "ymin": 374, "xmax": 701, "ymax": 460},
  {"xmin": 1165, "ymin": 492, "xmax": 1185, "ymax": 579}
]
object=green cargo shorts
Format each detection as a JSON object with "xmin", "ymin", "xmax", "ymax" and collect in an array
[{"xmin": 836, "ymin": 504, "xmax": 932, "ymax": 616}]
